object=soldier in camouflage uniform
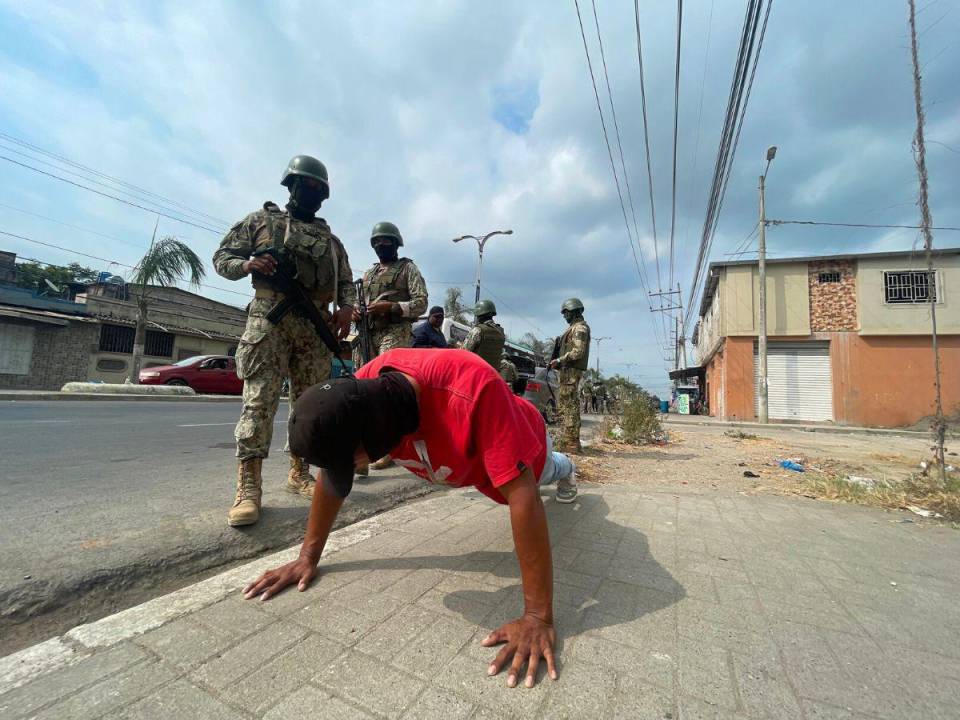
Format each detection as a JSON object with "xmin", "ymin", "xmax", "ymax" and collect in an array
[
  {"xmin": 549, "ymin": 298, "xmax": 591, "ymax": 456},
  {"xmin": 462, "ymin": 299, "xmax": 505, "ymax": 371},
  {"xmin": 499, "ymin": 353, "xmax": 519, "ymax": 392},
  {"xmin": 213, "ymin": 155, "xmax": 356, "ymax": 527},
  {"xmin": 354, "ymin": 221, "xmax": 428, "ymax": 471}
]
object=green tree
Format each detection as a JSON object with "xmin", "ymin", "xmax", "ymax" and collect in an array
[
  {"xmin": 15, "ymin": 261, "xmax": 97, "ymax": 292},
  {"xmin": 128, "ymin": 230, "xmax": 205, "ymax": 382},
  {"xmin": 443, "ymin": 286, "xmax": 470, "ymax": 323}
]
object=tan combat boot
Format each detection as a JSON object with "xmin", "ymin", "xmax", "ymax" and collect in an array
[
  {"xmin": 286, "ymin": 455, "xmax": 316, "ymax": 498},
  {"xmin": 227, "ymin": 458, "xmax": 263, "ymax": 527},
  {"xmin": 370, "ymin": 455, "xmax": 395, "ymax": 470}
]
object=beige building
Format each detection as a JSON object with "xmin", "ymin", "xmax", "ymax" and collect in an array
[{"xmin": 693, "ymin": 248, "xmax": 960, "ymax": 427}]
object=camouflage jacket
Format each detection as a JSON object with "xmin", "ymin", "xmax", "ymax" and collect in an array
[
  {"xmin": 212, "ymin": 203, "xmax": 356, "ymax": 309},
  {"xmin": 557, "ymin": 319, "xmax": 590, "ymax": 371},
  {"xmin": 361, "ymin": 258, "xmax": 428, "ymax": 322}
]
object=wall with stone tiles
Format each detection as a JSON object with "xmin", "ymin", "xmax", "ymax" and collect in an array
[{"xmin": 808, "ymin": 260, "xmax": 857, "ymax": 332}]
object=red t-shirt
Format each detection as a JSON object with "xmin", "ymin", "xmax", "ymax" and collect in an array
[{"xmin": 356, "ymin": 349, "xmax": 547, "ymax": 504}]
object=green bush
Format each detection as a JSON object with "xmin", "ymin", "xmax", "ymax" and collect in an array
[{"xmin": 618, "ymin": 395, "xmax": 662, "ymax": 444}]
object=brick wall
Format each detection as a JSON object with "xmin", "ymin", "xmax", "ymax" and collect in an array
[
  {"xmin": 809, "ymin": 259, "xmax": 857, "ymax": 332},
  {"xmin": 0, "ymin": 318, "xmax": 99, "ymax": 390}
]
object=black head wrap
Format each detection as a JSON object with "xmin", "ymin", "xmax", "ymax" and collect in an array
[{"xmin": 288, "ymin": 372, "xmax": 419, "ymax": 497}]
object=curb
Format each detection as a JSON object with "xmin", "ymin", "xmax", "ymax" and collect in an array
[
  {"xmin": 0, "ymin": 491, "xmax": 462, "ymax": 694},
  {"xmin": 661, "ymin": 416, "xmax": 930, "ymax": 438},
  {"xmin": 0, "ymin": 393, "xmax": 245, "ymax": 402}
]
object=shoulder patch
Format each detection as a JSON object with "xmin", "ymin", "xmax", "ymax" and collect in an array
[{"xmin": 262, "ymin": 201, "xmax": 283, "ymax": 213}]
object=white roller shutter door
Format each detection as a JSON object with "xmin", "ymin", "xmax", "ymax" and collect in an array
[{"xmin": 755, "ymin": 342, "xmax": 833, "ymax": 422}]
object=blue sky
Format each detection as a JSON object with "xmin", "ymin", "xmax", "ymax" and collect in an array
[{"xmin": 1, "ymin": 1, "xmax": 958, "ymax": 395}]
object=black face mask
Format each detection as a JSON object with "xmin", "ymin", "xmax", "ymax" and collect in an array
[
  {"xmin": 374, "ymin": 244, "xmax": 399, "ymax": 263},
  {"xmin": 287, "ymin": 179, "xmax": 326, "ymax": 219}
]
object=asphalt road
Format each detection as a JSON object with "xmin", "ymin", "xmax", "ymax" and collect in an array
[{"xmin": 0, "ymin": 400, "xmax": 439, "ymax": 654}]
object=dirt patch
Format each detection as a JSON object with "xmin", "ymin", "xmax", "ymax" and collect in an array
[{"xmin": 573, "ymin": 423, "xmax": 958, "ymax": 524}]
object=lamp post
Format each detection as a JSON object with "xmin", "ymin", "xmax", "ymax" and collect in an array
[
  {"xmin": 593, "ymin": 336, "xmax": 611, "ymax": 375},
  {"xmin": 451, "ymin": 229, "xmax": 513, "ymax": 305},
  {"xmin": 758, "ymin": 145, "xmax": 777, "ymax": 424}
]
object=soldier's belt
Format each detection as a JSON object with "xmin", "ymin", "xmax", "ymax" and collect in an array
[{"xmin": 254, "ymin": 287, "xmax": 332, "ymax": 304}]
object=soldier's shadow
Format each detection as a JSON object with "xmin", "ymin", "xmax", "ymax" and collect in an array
[{"xmin": 322, "ymin": 492, "xmax": 684, "ymax": 653}]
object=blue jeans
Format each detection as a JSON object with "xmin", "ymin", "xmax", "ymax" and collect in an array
[{"xmin": 538, "ymin": 433, "xmax": 575, "ymax": 486}]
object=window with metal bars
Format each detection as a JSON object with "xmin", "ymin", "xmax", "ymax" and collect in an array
[
  {"xmin": 883, "ymin": 270, "xmax": 937, "ymax": 304},
  {"xmin": 145, "ymin": 331, "xmax": 175, "ymax": 358},
  {"xmin": 817, "ymin": 272, "xmax": 841, "ymax": 284},
  {"xmin": 98, "ymin": 324, "xmax": 135, "ymax": 353}
]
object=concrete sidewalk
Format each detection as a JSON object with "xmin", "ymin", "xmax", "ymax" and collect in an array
[
  {"xmin": 2, "ymin": 484, "xmax": 959, "ymax": 719},
  {"xmin": 660, "ymin": 413, "xmax": 934, "ymax": 438}
]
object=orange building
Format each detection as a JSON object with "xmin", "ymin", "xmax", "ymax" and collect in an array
[{"xmin": 692, "ymin": 249, "xmax": 960, "ymax": 428}]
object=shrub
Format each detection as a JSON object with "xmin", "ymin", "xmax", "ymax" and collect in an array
[{"xmin": 618, "ymin": 395, "xmax": 662, "ymax": 444}]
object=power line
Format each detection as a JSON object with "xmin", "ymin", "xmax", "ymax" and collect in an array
[
  {"xmin": 668, "ymin": 0, "xmax": 683, "ymax": 291},
  {"xmin": 0, "ymin": 201, "xmax": 154, "ymax": 250},
  {"xmin": 573, "ymin": 0, "xmax": 652, "ymax": 302},
  {"xmin": 0, "ymin": 131, "xmax": 231, "ymax": 227},
  {"xmin": 768, "ymin": 219, "xmax": 960, "ymax": 231},
  {"xmin": 633, "ymin": 0, "xmax": 662, "ymax": 293},
  {"xmin": 0, "ymin": 228, "xmax": 253, "ymax": 300},
  {"xmin": 590, "ymin": 0, "xmax": 649, "ymax": 294},
  {"xmin": 0, "ymin": 155, "xmax": 226, "ymax": 235}
]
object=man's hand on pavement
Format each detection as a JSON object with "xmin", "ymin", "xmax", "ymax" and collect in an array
[
  {"xmin": 332, "ymin": 306, "xmax": 353, "ymax": 340},
  {"xmin": 242, "ymin": 557, "xmax": 317, "ymax": 601},
  {"xmin": 242, "ymin": 255, "xmax": 277, "ymax": 276},
  {"xmin": 481, "ymin": 614, "xmax": 558, "ymax": 688}
]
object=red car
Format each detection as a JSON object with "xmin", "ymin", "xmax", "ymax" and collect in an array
[{"xmin": 138, "ymin": 355, "xmax": 243, "ymax": 394}]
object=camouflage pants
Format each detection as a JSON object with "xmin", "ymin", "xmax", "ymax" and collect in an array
[
  {"xmin": 557, "ymin": 368, "xmax": 583, "ymax": 452},
  {"xmin": 355, "ymin": 322, "xmax": 413, "ymax": 367},
  {"xmin": 234, "ymin": 298, "xmax": 331, "ymax": 460}
]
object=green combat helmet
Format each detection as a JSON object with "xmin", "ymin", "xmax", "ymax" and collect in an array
[
  {"xmin": 370, "ymin": 221, "xmax": 404, "ymax": 247},
  {"xmin": 474, "ymin": 299, "xmax": 497, "ymax": 317},
  {"xmin": 561, "ymin": 298, "xmax": 584, "ymax": 313},
  {"xmin": 281, "ymin": 155, "xmax": 330, "ymax": 199}
]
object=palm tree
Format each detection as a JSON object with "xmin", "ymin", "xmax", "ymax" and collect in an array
[{"xmin": 127, "ymin": 227, "xmax": 206, "ymax": 382}]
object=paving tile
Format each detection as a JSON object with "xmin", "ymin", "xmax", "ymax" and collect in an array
[
  {"xmin": 582, "ymin": 608, "xmax": 677, "ymax": 650},
  {"xmin": 355, "ymin": 604, "xmax": 437, "ymax": 661},
  {"xmin": 541, "ymin": 658, "xmax": 615, "ymax": 719},
  {"xmin": 434, "ymin": 653, "xmax": 549, "ymax": 717},
  {"xmin": 109, "ymin": 679, "xmax": 243, "ymax": 720},
  {"xmin": 290, "ymin": 602, "xmax": 384, "ymax": 644},
  {"xmin": 567, "ymin": 633, "xmax": 674, "ymax": 689},
  {"xmin": 611, "ymin": 678, "xmax": 675, "ymax": 720},
  {"xmin": 0, "ymin": 643, "xmax": 148, "ymax": 720},
  {"xmin": 192, "ymin": 595, "xmax": 274, "ymax": 638},
  {"xmin": 677, "ymin": 643, "xmax": 737, "ymax": 710},
  {"xmin": 314, "ymin": 649, "xmax": 425, "ymax": 719},
  {"xmin": 262, "ymin": 685, "xmax": 369, "ymax": 720},
  {"xmin": 382, "ymin": 568, "xmax": 448, "ymax": 603},
  {"xmin": 33, "ymin": 660, "xmax": 178, "ymax": 720},
  {"xmin": 226, "ymin": 634, "xmax": 345, "ymax": 716},
  {"xmin": 190, "ymin": 620, "xmax": 307, "ymax": 690},
  {"xmin": 134, "ymin": 616, "xmax": 235, "ymax": 671},
  {"xmin": 400, "ymin": 687, "xmax": 475, "ymax": 720},
  {"xmin": 394, "ymin": 613, "xmax": 479, "ymax": 678},
  {"xmin": 732, "ymin": 657, "xmax": 804, "ymax": 720}
]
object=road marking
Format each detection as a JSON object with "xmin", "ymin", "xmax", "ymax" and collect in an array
[{"xmin": 28, "ymin": 420, "xmax": 72, "ymax": 424}]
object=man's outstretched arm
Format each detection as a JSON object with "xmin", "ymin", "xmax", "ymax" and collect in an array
[
  {"xmin": 482, "ymin": 467, "xmax": 558, "ymax": 688},
  {"xmin": 242, "ymin": 470, "xmax": 346, "ymax": 600}
]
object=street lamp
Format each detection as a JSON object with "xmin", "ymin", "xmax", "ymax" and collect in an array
[
  {"xmin": 452, "ymin": 229, "xmax": 513, "ymax": 305},
  {"xmin": 757, "ymin": 145, "xmax": 777, "ymax": 424},
  {"xmin": 593, "ymin": 336, "xmax": 611, "ymax": 375}
]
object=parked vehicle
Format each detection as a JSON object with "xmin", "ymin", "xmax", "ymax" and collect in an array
[
  {"xmin": 523, "ymin": 366, "xmax": 560, "ymax": 424},
  {"xmin": 138, "ymin": 355, "xmax": 243, "ymax": 394}
]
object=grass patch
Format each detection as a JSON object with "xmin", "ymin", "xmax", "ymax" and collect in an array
[
  {"xmin": 802, "ymin": 468, "xmax": 960, "ymax": 522},
  {"xmin": 724, "ymin": 429, "xmax": 759, "ymax": 441}
]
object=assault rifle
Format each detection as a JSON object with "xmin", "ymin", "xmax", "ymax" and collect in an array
[
  {"xmin": 250, "ymin": 246, "xmax": 351, "ymax": 376},
  {"xmin": 353, "ymin": 278, "xmax": 374, "ymax": 366}
]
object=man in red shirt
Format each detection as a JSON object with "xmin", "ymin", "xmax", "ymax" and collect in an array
[{"xmin": 242, "ymin": 349, "xmax": 577, "ymax": 689}]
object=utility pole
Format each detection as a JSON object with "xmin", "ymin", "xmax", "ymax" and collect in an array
[
  {"xmin": 908, "ymin": 0, "xmax": 947, "ymax": 484},
  {"xmin": 594, "ymin": 336, "xmax": 611, "ymax": 375},
  {"xmin": 757, "ymin": 145, "xmax": 777, "ymax": 424},
  {"xmin": 451, "ymin": 229, "xmax": 513, "ymax": 305}
]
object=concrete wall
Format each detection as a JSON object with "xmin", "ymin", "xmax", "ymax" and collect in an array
[
  {"xmin": 706, "ymin": 336, "xmax": 755, "ymax": 421},
  {"xmin": 830, "ymin": 332, "xmax": 960, "ymax": 427},
  {"xmin": 695, "ymin": 283, "xmax": 723, "ymax": 364},
  {"xmin": 721, "ymin": 262, "xmax": 810, "ymax": 337},
  {"xmin": 0, "ymin": 317, "xmax": 99, "ymax": 390},
  {"xmin": 857, "ymin": 254, "xmax": 960, "ymax": 335}
]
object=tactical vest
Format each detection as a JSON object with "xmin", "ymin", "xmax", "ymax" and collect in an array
[
  {"xmin": 251, "ymin": 203, "xmax": 337, "ymax": 302},
  {"xmin": 363, "ymin": 259, "xmax": 413, "ymax": 329},
  {"xmin": 474, "ymin": 320, "xmax": 505, "ymax": 370},
  {"xmin": 560, "ymin": 319, "xmax": 591, "ymax": 371}
]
